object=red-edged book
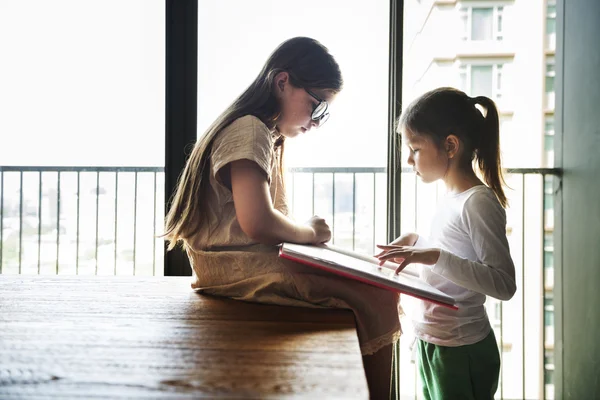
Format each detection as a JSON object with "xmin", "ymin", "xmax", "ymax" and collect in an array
[{"xmin": 279, "ymin": 242, "xmax": 457, "ymax": 310}]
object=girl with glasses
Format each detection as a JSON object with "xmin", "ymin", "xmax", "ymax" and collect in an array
[{"xmin": 164, "ymin": 37, "xmax": 402, "ymax": 399}]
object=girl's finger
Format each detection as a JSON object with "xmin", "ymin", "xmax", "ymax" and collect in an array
[
  {"xmin": 378, "ymin": 252, "xmax": 405, "ymax": 265},
  {"xmin": 378, "ymin": 250, "xmax": 407, "ymax": 259},
  {"xmin": 395, "ymin": 258, "xmax": 412, "ymax": 274}
]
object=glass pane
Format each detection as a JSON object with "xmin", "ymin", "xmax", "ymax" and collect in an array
[
  {"xmin": 544, "ymin": 232, "xmax": 554, "ymax": 249},
  {"xmin": 472, "ymin": 8, "xmax": 494, "ymax": 40},
  {"xmin": 544, "ymin": 134, "xmax": 555, "ymax": 151},
  {"xmin": 498, "ymin": 14, "xmax": 504, "ymax": 35},
  {"xmin": 0, "ymin": 1, "xmax": 165, "ymax": 276},
  {"xmin": 547, "ymin": 18, "xmax": 556, "ymax": 35},
  {"xmin": 545, "ymin": 369, "xmax": 555, "ymax": 384},
  {"xmin": 544, "ymin": 251, "xmax": 554, "ymax": 269},
  {"xmin": 545, "ymin": 116, "xmax": 555, "ymax": 134},
  {"xmin": 546, "ymin": 76, "xmax": 555, "ymax": 93},
  {"xmin": 403, "ymin": 2, "xmax": 558, "ymax": 398},
  {"xmin": 471, "ymin": 66, "xmax": 493, "ymax": 97},
  {"xmin": 198, "ymin": 0, "xmax": 389, "ymax": 254},
  {"xmin": 460, "ymin": 11, "xmax": 468, "ymax": 39},
  {"xmin": 0, "ymin": 1, "xmax": 164, "ymax": 167},
  {"xmin": 459, "ymin": 69, "xmax": 467, "ymax": 91}
]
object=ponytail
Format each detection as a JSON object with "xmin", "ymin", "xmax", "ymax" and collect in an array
[
  {"xmin": 399, "ymin": 87, "xmax": 508, "ymax": 208},
  {"xmin": 471, "ymin": 96, "xmax": 507, "ymax": 207}
]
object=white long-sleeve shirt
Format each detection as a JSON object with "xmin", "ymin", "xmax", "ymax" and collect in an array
[{"xmin": 413, "ymin": 185, "xmax": 516, "ymax": 347}]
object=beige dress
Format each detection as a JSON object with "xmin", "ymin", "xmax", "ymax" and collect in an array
[{"xmin": 185, "ymin": 115, "xmax": 402, "ymax": 355}]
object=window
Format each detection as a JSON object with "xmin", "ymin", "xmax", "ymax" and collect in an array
[
  {"xmin": 545, "ymin": 351, "xmax": 555, "ymax": 367},
  {"xmin": 460, "ymin": 6, "xmax": 504, "ymax": 41},
  {"xmin": 544, "ymin": 232, "xmax": 554, "ymax": 252},
  {"xmin": 197, "ymin": 0, "xmax": 390, "ymax": 254},
  {"xmin": 472, "ymin": 65, "xmax": 493, "ymax": 97},
  {"xmin": 544, "ymin": 115, "xmax": 555, "ymax": 167},
  {"xmin": 546, "ymin": 0, "xmax": 557, "ymax": 49},
  {"xmin": 544, "ymin": 248, "xmax": 554, "ymax": 270},
  {"xmin": 0, "ymin": 1, "xmax": 165, "ymax": 276},
  {"xmin": 494, "ymin": 302, "xmax": 502, "ymax": 325},
  {"xmin": 544, "ymin": 175, "xmax": 554, "ymax": 210},
  {"xmin": 546, "ymin": 57, "xmax": 556, "ymax": 109},
  {"xmin": 459, "ymin": 64, "xmax": 504, "ymax": 100},
  {"xmin": 545, "ymin": 368, "xmax": 555, "ymax": 385},
  {"xmin": 544, "ymin": 296, "xmax": 554, "ymax": 327}
]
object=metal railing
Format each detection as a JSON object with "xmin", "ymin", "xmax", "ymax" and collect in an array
[
  {"xmin": 0, "ymin": 166, "xmax": 164, "ymax": 276},
  {"xmin": 0, "ymin": 165, "xmax": 560, "ymax": 399}
]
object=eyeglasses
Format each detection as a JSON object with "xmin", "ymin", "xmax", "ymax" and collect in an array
[{"xmin": 305, "ymin": 89, "xmax": 330, "ymax": 127}]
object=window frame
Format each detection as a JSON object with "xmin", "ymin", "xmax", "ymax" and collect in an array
[
  {"xmin": 458, "ymin": 62, "xmax": 505, "ymax": 100},
  {"xmin": 460, "ymin": 4, "xmax": 504, "ymax": 41}
]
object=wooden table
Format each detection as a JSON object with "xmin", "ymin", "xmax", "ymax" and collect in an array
[{"xmin": 0, "ymin": 276, "xmax": 368, "ymax": 399}]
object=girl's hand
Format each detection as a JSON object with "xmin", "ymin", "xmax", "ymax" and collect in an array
[
  {"xmin": 305, "ymin": 215, "xmax": 331, "ymax": 244},
  {"xmin": 373, "ymin": 233, "xmax": 418, "ymax": 258},
  {"xmin": 375, "ymin": 245, "xmax": 441, "ymax": 274}
]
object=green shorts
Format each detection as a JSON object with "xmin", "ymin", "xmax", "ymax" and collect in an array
[{"xmin": 417, "ymin": 330, "xmax": 501, "ymax": 400}]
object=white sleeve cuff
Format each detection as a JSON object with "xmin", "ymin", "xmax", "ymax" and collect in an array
[
  {"xmin": 414, "ymin": 235, "xmax": 428, "ymax": 248},
  {"xmin": 431, "ymin": 249, "xmax": 450, "ymax": 275}
]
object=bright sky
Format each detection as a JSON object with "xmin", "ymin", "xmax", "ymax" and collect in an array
[{"xmin": 0, "ymin": 0, "xmax": 390, "ymax": 168}]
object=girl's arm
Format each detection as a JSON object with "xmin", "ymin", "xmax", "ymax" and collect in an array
[
  {"xmin": 390, "ymin": 232, "xmax": 419, "ymax": 247},
  {"xmin": 230, "ymin": 159, "xmax": 328, "ymax": 245},
  {"xmin": 431, "ymin": 193, "xmax": 517, "ymax": 301}
]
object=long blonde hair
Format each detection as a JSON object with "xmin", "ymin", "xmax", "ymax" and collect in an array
[{"xmin": 164, "ymin": 37, "xmax": 343, "ymax": 250}]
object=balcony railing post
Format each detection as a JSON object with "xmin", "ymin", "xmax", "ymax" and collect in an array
[
  {"xmin": 153, "ymin": 171, "xmax": 157, "ymax": 276},
  {"xmin": 1, "ymin": 170, "xmax": 3, "ymax": 274},
  {"xmin": 522, "ymin": 173, "xmax": 526, "ymax": 400},
  {"xmin": 133, "ymin": 172, "xmax": 138, "ymax": 275},
  {"xmin": 37, "ymin": 171, "xmax": 42, "ymax": 274},
  {"xmin": 114, "ymin": 171, "xmax": 119, "ymax": 275},
  {"xmin": 352, "ymin": 173, "xmax": 356, "ymax": 250},
  {"xmin": 95, "ymin": 171, "xmax": 100, "ymax": 275},
  {"xmin": 76, "ymin": 171, "xmax": 80, "ymax": 274},
  {"xmin": 19, "ymin": 171, "xmax": 23, "ymax": 274}
]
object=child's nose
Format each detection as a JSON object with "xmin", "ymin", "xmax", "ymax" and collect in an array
[{"xmin": 407, "ymin": 154, "xmax": 414, "ymax": 165}]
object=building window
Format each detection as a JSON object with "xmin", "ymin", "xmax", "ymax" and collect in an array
[
  {"xmin": 544, "ymin": 115, "xmax": 555, "ymax": 167},
  {"xmin": 544, "ymin": 175, "xmax": 554, "ymax": 210},
  {"xmin": 545, "ymin": 351, "xmax": 555, "ymax": 367},
  {"xmin": 459, "ymin": 64, "xmax": 504, "ymax": 100},
  {"xmin": 545, "ymin": 349, "xmax": 555, "ymax": 384},
  {"xmin": 494, "ymin": 302, "xmax": 501, "ymax": 324},
  {"xmin": 544, "ymin": 232, "xmax": 554, "ymax": 252},
  {"xmin": 460, "ymin": 6, "xmax": 504, "ymax": 41},
  {"xmin": 544, "ymin": 250, "xmax": 554, "ymax": 271},
  {"xmin": 544, "ymin": 296, "xmax": 554, "ymax": 327},
  {"xmin": 546, "ymin": 57, "xmax": 556, "ymax": 110},
  {"xmin": 546, "ymin": 0, "xmax": 557, "ymax": 49}
]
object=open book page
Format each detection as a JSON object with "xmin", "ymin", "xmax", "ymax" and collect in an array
[{"xmin": 318, "ymin": 243, "xmax": 421, "ymax": 278}]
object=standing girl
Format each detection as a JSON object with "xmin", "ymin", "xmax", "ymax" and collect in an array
[
  {"xmin": 164, "ymin": 37, "xmax": 402, "ymax": 399},
  {"xmin": 377, "ymin": 87, "xmax": 516, "ymax": 399}
]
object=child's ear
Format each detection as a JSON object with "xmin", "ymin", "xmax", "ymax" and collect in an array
[
  {"xmin": 274, "ymin": 71, "xmax": 289, "ymax": 94},
  {"xmin": 445, "ymin": 135, "xmax": 460, "ymax": 159}
]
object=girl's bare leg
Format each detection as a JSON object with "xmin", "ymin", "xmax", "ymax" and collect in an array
[{"xmin": 362, "ymin": 343, "xmax": 393, "ymax": 400}]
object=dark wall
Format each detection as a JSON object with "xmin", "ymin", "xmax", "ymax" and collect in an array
[{"xmin": 558, "ymin": 0, "xmax": 600, "ymax": 397}]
